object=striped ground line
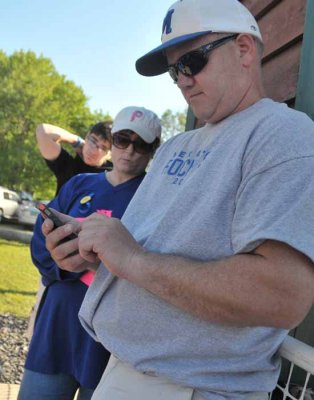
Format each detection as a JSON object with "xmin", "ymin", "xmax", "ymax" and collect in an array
[
  {"xmin": 0, "ymin": 384, "xmax": 80, "ymax": 400},
  {"xmin": 0, "ymin": 384, "xmax": 20, "ymax": 400}
]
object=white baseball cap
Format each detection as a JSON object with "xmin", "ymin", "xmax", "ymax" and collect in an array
[
  {"xmin": 111, "ymin": 106, "xmax": 162, "ymax": 144},
  {"xmin": 136, "ymin": 0, "xmax": 263, "ymax": 77}
]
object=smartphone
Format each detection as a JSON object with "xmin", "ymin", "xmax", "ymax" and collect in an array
[{"xmin": 37, "ymin": 203, "xmax": 78, "ymax": 240}]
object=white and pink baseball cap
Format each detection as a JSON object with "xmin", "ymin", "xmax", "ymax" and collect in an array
[
  {"xmin": 111, "ymin": 106, "xmax": 162, "ymax": 144},
  {"xmin": 136, "ymin": 0, "xmax": 263, "ymax": 77}
]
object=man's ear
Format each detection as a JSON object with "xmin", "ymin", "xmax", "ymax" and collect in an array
[{"xmin": 235, "ymin": 34, "xmax": 257, "ymax": 67}]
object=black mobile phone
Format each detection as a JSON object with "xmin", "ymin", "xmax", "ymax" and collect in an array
[
  {"xmin": 36, "ymin": 203, "xmax": 77, "ymax": 240},
  {"xmin": 37, "ymin": 203, "xmax": 65, "ymax": 228}
]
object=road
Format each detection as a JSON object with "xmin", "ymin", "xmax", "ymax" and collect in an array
[{"xmin": 0, "ymin": 222, "xmax": 33, "ymax": 244}]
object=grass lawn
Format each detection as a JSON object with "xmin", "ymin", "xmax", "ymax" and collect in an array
[{"xmin": 0, "ymin": 238, "xmax": 39, "ymax": 317}]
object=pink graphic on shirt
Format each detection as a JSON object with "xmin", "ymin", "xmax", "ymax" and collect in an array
[
  {"xmin": 96, "ymin": 209, "xmax": 112, "ymax": 217},
  {"xmin": 80, "ymin": 270, "xmax": 95, "ymax": 286},
  {"xmin": 78, "ymin": 209, "xmax": 112, "ymax": 286}
]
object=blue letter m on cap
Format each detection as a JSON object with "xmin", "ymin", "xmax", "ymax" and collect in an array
[{"xmin": 162, "ymin": 9, "xmax": 175, "ymax": 35}]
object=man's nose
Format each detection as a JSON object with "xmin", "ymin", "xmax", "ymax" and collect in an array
[{"xmin": 176, "ymin": 72, "xmax": 194, "ymax": 88}]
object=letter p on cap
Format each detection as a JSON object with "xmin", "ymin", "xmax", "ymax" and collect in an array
[{"xmin": 130, "ymin": 110, "xmax": 144, "ymax": 121}]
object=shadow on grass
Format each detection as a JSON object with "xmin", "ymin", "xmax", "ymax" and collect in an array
[
  {"xmin": 0, "ymin": 240, "xmax": 30, "ymax": 248},
  {"xmin": 0, "ymin": 289, "xmax": 37, "ymax": 296}
]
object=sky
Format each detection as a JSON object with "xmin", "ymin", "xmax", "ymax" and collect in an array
[{"xmin": 0, "ymin": 0, "xmax": 188, "ymax": 119}]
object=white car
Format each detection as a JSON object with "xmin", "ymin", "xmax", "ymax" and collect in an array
[
  {"xmin": 0, "ymin": 186, "xmax": 20, "ymax": 223},
  {"xmin": 17, "ymin": 200, "xmax": 49, "ymax": 228},
  {"xmin": 17, "ymin": 202, "xmax": 40, "ymax": 228}
]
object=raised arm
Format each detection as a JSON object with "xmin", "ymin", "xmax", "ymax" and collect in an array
[{"xmin": 36, "ymin": 123, "xmax": 85, "ymax": 160}]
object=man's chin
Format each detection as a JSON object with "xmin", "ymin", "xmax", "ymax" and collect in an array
[
  {"xmin": 84, "ymin": 155, "xmax": 97, "ymax": 166},
  {"xmin": 189, "ymin": 106, "xmax": 210, "ymax": 125}
]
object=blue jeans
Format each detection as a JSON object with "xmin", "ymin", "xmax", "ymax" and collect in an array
[{"xmin": 18, "ymin": 369, "xmax": 94, "ymax": 400}]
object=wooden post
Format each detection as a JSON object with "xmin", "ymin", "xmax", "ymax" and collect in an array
[
  {"xmin": 295, "ymin": 0, "xmax": 314, "ymax": 119},
  {"xmin": 185, "ymin": 106, "xmax": 196, "ymax": 131}
]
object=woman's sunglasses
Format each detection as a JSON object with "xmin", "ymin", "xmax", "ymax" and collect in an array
[
  {"xmin": 168, "ymin": 34, "xmax": 238, "ymax": 83},
  {"xmin": 112, "ymin": 132, "xmax": 156, "ymax": 155}
]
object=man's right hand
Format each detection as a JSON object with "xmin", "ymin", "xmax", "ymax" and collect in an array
[{"xmin": 42, "ymin": 210, "xmax": 100, "ymax": 273}]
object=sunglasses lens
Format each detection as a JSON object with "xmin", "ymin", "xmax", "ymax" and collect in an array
[
  {"xmin": 133, "ymin": 141, "xmax": 153, "ymax": 155},
  {"xmin": 168, "ymin": 66, "xmax": 178, "ymax": 82},
  {"xmin": 168, "ymin": 50, "xmax": 209, "ymax": 82},
  {"xmin": 113, "ymin": 134, "xmax": 153, "ymax": 155},
  {"xmin": 113, "ymin": 135, "xmax": 129, "ymax": 149},
  {"xmin": 180, "ymin": 51, "xmax": 207, "ymax": 76}
]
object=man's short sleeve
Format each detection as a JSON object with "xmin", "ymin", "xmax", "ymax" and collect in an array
[{"xmin": 232, "ymin": 156, "xmax": 314, "ymax": 262}]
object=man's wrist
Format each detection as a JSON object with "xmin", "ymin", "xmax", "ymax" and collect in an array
[{"xmin": 71, "ymin": 136, "xmax": 84, "ymax": 148}]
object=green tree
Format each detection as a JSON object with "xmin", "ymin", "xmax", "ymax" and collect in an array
[
  {"xmin": 161, "ymin": 108, "xmax": 187, "ymax": 142},
  {"xmin": 0, "ymin": 50, "xmax": 111, "ymax": 199}
]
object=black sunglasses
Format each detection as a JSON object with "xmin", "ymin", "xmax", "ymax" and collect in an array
[
  {"xmin": 112, "ymin": 132, "xmax": 156, "ymax": 155},
  {"xmin": 168, "ymin": 34, "xmax": 238, "ymax": 83}
]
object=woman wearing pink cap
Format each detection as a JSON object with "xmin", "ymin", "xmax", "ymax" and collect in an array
[{"xmin": 18, "ymin": 106, "xmax": 161, "ymax": 400}]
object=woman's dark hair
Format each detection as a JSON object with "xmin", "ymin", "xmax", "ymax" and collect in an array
[
  {"xmin": 90, "ymin": 121, "xmax": 112, "ymax": 141},
  {"xmin": 151, "ymin": 137, "xmax": 161, "ymax": 154}
]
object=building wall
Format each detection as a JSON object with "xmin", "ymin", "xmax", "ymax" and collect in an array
[{"xmin": 241, "ymin": 0, "xmax": 307, "ymax": 105}]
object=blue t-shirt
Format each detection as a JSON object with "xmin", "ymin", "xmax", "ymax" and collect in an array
[{"xmin": 26, "ymin": 171, "xmax": 145, "ymax": 389}]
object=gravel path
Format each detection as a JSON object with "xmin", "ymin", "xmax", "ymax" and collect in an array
[{"xmin": 0, "ymin": 314, "xmax": 29, "ymax": 384}]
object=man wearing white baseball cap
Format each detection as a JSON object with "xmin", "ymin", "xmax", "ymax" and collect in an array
[
  {"xmin": 136, "ymin": 0, "xmax": 263, "ymax": 77},
  {"xmin": 44, "ymin": 1, "xmax": 314, "ymax": 399}
]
